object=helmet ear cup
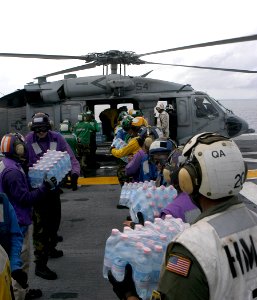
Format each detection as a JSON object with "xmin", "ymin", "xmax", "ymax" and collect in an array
[
  {"xmin": 15, "ymin": 144, "xmax": 25, "ymax": 156},
  {"xmin": 178, "ymin": 163, "xmax": 200, "ymax": 195}
]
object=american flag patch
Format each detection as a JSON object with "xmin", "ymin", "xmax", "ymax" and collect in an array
[{"xmin": 166, "ymin": 254, "xmax": 191, "ymax": 277}]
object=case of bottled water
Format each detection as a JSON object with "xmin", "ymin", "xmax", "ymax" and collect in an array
[
  {"xmin": 128, "ymin": 183, "xmax": 178, "ymax": 223},
  {"xmin": 28, "ymin": 150, "xmax": 72, "ymax": 188},
  {"xmin": 111, "ymin": 137, "xmax": 128, "ymax": 162},
  {"xmin": 103, "ymin": 216, "xmax": 189, "ymax": 300}
]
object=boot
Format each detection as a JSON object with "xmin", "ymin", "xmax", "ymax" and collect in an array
[
  {"xmin": 25, "ymin": 289, "xmax": 43, "ymax": 299},
  {"xmin": 35, "ymin": 263, "xmax": 57, "ymax": 280},
  {"xmin": 49, "ymin": 248, "xmax": 64, "ymax": 258}
]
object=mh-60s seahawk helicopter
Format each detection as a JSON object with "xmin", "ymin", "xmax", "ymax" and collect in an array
[{"xmin": 0, "ymin": 34, "xmax": 257, "ymax": 145}]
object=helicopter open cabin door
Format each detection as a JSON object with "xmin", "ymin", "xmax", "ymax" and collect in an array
[{"xmin": 191, "ymin": 94, "xmax": 224, "ymax": 138}]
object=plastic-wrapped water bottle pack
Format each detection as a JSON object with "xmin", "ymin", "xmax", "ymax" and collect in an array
[
  {"xmin": 103, "ymin": 216, "xmax": 189, "ymax": 300},
  {"xmin": 111, "ymin": 137, "xmax": 128, "ymax": 163},
  {"xmin": 28, "ymin": 150, "xmax": 72, "ymax": 188},
  {"xmin": 119, "ymin": 181, "xmax": 177, "ymax": 222}
]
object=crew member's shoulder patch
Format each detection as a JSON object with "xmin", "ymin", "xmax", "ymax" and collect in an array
[{"xmin": 166, "ymin": 254, "xmax": 191, "ymax": 277}]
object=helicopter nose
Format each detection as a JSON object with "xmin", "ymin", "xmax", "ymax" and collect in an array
[{"xmin": 226, "ymin": 116, "xmax": 249, "ymax": 137}]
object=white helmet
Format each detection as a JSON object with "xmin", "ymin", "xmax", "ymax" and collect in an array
[{"xmin": 178, "ymin": 132, "xmax": 247, "ymax": 200}]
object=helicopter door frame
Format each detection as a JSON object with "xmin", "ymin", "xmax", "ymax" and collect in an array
[{"xmin": 175, "ymin": 96, "xmax": 193, "ymax": 145}]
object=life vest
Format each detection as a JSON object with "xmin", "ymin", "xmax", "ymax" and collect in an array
[
  {"xmin": 174, "ymin": 202, "xmax": 257, "ymax": 299},
  {"xmin": 0, "ymin": 245, "xmax": 13, "ymax": 300}
]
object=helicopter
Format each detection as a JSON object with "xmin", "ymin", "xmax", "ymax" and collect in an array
[{"xmin": 0, "ymin": 34, "xmax": 257, "ymax": 145}]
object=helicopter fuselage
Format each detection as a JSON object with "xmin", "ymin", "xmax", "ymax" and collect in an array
[{"xmin": 0, "ymin": 74, "xmax": 249, "ymax": 144}]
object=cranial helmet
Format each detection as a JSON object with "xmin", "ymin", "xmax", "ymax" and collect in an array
[
  {"xmin": 156, "ymin": 103, "xmax": 165, "ymax": 110},
  {"xmin": 178, "ymin": 132, "xmax": 247, "ymax": 200},
  {"xmin": 121, "ymin": 116, "xmax": 133, "ymax": 131},
  {"xmin": 78, "ymin": 113, "xmax": 84, "ymax": 121},
  {"xmin": 149, "ymin": 138, "xmax": 176, "ymax": 155},
  {"xmin": 60, "ymin": 121, "xmax": 71, "ymax": 132},
  {"xmin": 131, "ymin": 117, "xmax": 147, "ymax": 128},
  {"xmin": 31, "ymin": 112, "xmax": 51, "ymax": 132},
  {"xmin": 118, "ymin": 111, "xmax": 128, "ymax": 122},
  {"xmin": 129, "ymin": 109, "xmax": 143, "ymax": 117},
  {"xmin": 138, "ymin": 126, "xmax": 164, "ymax": 140},
  {"xmin": 1, "ymin": 133, "xmax": 26, "ymax": 158}
]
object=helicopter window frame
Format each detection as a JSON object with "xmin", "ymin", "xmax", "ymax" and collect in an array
[{"xmin": 194, "ymin": 96, "xmax": 219, "ymax": 119}]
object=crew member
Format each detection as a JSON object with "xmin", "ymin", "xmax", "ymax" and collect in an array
[
  {"xmin": 73, "ymin": 113, "xmax": 94, "ymax": 172},
  {"xmin": 111, "ymin": 117, "xmax": 146, "ymax": 188},
  {"xmin": 0, "ymin": 133, "xmax": 55, "ymax": 297},
  {"xmin": 25, "ymin": 113, "xmax": 80, "ymax": 279},
  {"xmin": 148, "ymin": 138, "xmax": 176, "ymax": 187},
  {"xmin": 84, "ymin": 111, "xmax": 100, "ymax": 169},
  {"xmin": 108, "ymin": 132, "xmax": 256, "ymax": 300},
  {"xmin": 0, "ymin": 192, "xmax": 28, "ymax": 300},
  {"xmin": 166, "ymin": 104, "xmax": 177, "ymax": 142},
  {"xmin": 99, "ymin": 106, "xmax": 127, "ymax": 141},
  {"xmin": 155, "ymin": 103, "xmax": 169, "ymax": 138}
]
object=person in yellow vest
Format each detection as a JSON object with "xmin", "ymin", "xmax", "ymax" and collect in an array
[
  {"xmin": 111, "ymin": 117, "xmax": 146, "ymax": 190},
  {"xmin": 0, "ymin": 245, "xmax": 14, "ymax": 300}
]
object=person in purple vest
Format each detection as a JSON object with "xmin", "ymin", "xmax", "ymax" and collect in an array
[
  {"xmin": 25, "ymin": 112, "xmax": 80, "ymax": 281},
  {"xmin": 0, "ymin": 133, "xmax": 57, "ymax": 299}
]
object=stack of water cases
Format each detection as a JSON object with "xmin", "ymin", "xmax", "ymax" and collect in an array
[
  {"xmin": 119, "ymin": 181, "xmax": 177, "ymax": 222},
  {"xmin": 111, "ymin": 137, "xmax": 128, "ymax": 162},
  {"xmin": 103, "ymin": 216, "xmax": 189, "ymax": 300},
  {"xmin": 28, "ymin": 150, "xmax": 72, "ymax": 188}
]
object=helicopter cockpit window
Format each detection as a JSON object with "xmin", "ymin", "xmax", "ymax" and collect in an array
[{"xmin": 194, "ymin": 97, "xmax": 219, "ymax": 118}]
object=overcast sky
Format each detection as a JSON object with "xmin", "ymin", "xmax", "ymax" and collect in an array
[{"xmin": 1, "ymin": 0, "xmax": 257, "ymax": 99}]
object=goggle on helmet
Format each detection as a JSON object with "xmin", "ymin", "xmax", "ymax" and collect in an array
[{"xmin": 31, "ymin": 112, "xmax": 51, "ymax": 132}]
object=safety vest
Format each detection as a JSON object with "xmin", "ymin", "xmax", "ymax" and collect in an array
[
  {"xmin": 0, "ymin": 245, "xmax": 13, "ymax": 300},
  {"xmin": 174, "ymin": 203, "xmax": 257, "ymax": 299}
]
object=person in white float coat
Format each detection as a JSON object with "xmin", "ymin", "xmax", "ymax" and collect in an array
[{"xmin": 108, "ymin": 131, "xmax": 257, "ymax": 300}]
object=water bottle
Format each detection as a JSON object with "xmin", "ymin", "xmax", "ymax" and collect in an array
[
  {"xmin": 119, "ymin": 182, "xmax": 128, "ymax": 206},
  {"xmin": 111, "ymin": 234, "xmax": 132, "ymax": 281},
  {"xmin": 150, "ymin": 245, "xmax": 163, "ymax": 298},
  {"xmin": 130, "ymin": 184, "xmax": 148, "ymax": 222},
  {"xmin": 166, "ymin": 185, "xmax": 178, "ymax": 203},
  {"xmin": 111, "ymin": 258, "xmax": 128, "ymax": 281},
  {"xmin": 133, "ymin": 247, "xmax": 152, "ymax": 300},
  {"xmin": 103, "ymin": 228, "xmax": 121, "ymax": 278}
]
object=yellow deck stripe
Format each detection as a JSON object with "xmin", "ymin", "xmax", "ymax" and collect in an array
[
  {"xmin": 247, "ymin": 170, "xmax": 257, "ymax": 179},
  {"xmin": 76, "ymin": 170, "xmax": 257, "ymax": 185},
  {"xmin": 78, "ymin": 176, "xmax": 119, "ymax": 185}
]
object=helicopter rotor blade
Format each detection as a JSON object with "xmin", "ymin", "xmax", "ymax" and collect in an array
[
  {"xmin": 143, "ymin": 61, "xmax": 257, "ymax": 73},
  {"xmin": 0, "ymin": 53, "xmax": 87, "ymax": 60},
  {"xmin": 35, "ymin": 62, "xmax": 97, "ymax": 79},
  {"xmin": 139, "ymin": 34, "xmax": 257, "ymax": 57}
]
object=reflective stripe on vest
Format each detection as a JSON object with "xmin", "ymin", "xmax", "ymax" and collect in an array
[
  {"xmin": 32, "ymin": 141, "xmax": 57, "ymax": 154},
  {"xmin": 208, "ymin": 205, "xmax": 257, "ymax": 238}
]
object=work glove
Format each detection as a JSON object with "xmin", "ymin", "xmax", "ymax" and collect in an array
[
  {"xmin": 71, "ymin": 173, "xmax": 79, "ymax": 191},
  {"xmin": 130, "ymin": 212, "xmax": 144, "ymax": 229},
  {"xmin": 43, "ymin": 175, "xmax": 57, "ymax": 190},
  {"xmin": 108, "ymin": 263, "xmax": 141, "ymax": 300},
  {"xmin": 11, "ymin": 269, "xmax": 28, "ymax": 289}
]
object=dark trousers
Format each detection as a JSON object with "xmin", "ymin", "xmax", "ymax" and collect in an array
[{"xmin": 33, "ymin": 190, "xmax": 61, "ymax": 265}]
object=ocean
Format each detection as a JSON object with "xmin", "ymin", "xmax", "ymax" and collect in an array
[{"xmin": 219, "ymin": 99, "xmax": 257, "ymax": 133}]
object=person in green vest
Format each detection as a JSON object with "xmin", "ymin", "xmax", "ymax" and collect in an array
[
  {"xmin": 73, "ymin": 113, "xmax": 94, "ymax": 171},
  {"xmin": 84, "ymin": 111, "xmax": 100, "ymax": 169}
]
